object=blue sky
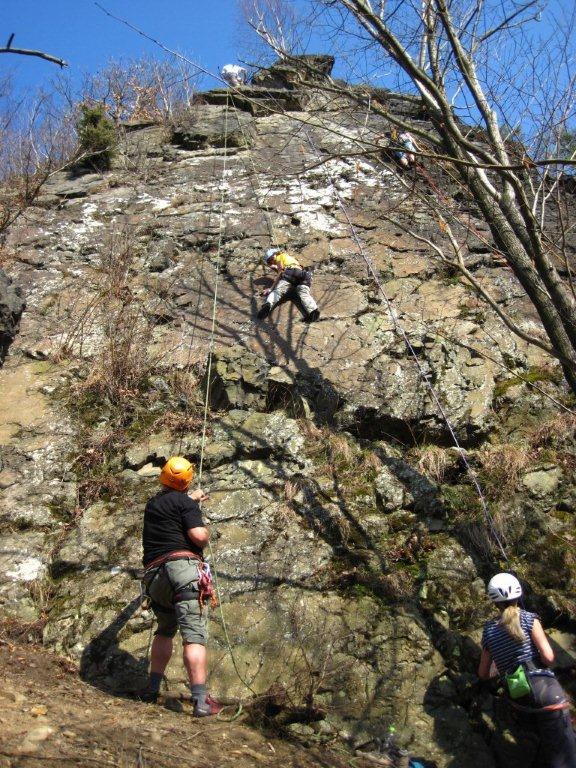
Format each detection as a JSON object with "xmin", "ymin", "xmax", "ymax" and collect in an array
[
  {"xmin": 2, "ymin": 1, "xmax": 247, "ymax": 94},
  {"xmin": 4, "ymin": 0, "xmax": 573, "ymax": 97},
  {"xmin": 2, "ymin": 0, "xmax": 574, "ymax": 147}
]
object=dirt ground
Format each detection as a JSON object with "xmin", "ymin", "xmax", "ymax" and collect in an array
[{"xmin": 0, "ymin": 640, "xmax": 367, "ymax": 768}]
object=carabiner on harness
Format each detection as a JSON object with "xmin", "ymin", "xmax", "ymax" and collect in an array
[{"xmin": 198, "ymin": 561, "xmax": 218, "ymax": 610}]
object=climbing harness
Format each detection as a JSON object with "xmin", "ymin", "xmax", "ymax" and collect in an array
[
  {"xmin": 282, "ymin": 267, "xmax": 312, "ymax": 287},
  {"xmin": 142, "ymin": 552, "xmax": 217, "ymax": 613},
  {"xmin": 139, "ymin": 576, "xmax": 151, "ymax": 611},
  {"xmin": 502, "ymin": 659, "xmax": 570, "ymax": 711}
]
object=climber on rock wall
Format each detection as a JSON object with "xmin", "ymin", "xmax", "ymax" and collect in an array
[
  {"xmin": 138, "ymin": 457, "xmax": 221, "ymax": 717},
  {"xmin": 478, "ymin": 573, "xmax": 576, "ymax": 768},
  {"xmin": 388, "ymin": 129, "xmax": 420, "ymax": 169},
  {"xmin": 220, "ymin": 64, "xmax": 247, "ymax": 87},
  {"xmin": 257, "ymin": 247, "xmax": 320, "ymax": 322}
]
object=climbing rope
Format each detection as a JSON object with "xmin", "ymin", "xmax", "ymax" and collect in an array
[
  {"xmin": 189, "ymin": 93, "xmax": 258, "ymax": 696},
  {"xmin": 196, "ymin": 93, "xmax": 229, "ymax": 488}
]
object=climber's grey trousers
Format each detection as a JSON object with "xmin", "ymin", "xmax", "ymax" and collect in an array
[{"xmin": 265, "ymin": 279, "xmax": 318, "ymax": 315}]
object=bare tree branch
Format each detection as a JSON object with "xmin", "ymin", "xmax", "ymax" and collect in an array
[{"xmin": 0, "ymin": 34, "xmax": 67, "ymax": 67}]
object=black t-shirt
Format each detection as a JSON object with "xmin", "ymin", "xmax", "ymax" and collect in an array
[{"xmin": 142, "ymin": 488, "xmax": 204, "ymax": 566}]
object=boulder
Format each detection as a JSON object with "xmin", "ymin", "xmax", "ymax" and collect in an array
[
  {"xmin": 521, "ymin": 465, "xmax": 562, "ymax": 497},
  {"xmin": 124, "ymin": 431, "xmax": 201, "ymax": 469},
  {"xmin": 213, "ymin": 409, "xmax": 304, "ymax": 464},
  {"xmin": 251, "ymin": 55, "xmax": 335, "ymax": 88},
  {"xmin": 375, "ymin": 465, "xmax": 408, "ymax": 511},
  {"xmin": 208, "ymin": 346, "xmax": 270, "ymax": 410},
  {"xmin": 421, "ymin": 541, "xmax": 486, "ymax": 638},
  {"xmin": 38, "ymin": 171, "xmax": 106, "ymax": 199},
  {"xmin": 0, "ymin": 532, "xmax": 47, "ymax": 621}
]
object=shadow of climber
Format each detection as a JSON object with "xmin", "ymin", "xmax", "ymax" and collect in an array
[{"xmin": 79, "ymin": 595, "xmax": 150, "ymax": 696}]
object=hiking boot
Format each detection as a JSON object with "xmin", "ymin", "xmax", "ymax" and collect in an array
[
  {"xmin": 257, "ymin": 303, "xmax": 272, "ymax": 320},
  {"xmin": 304, "ymin": 308, "xmax": 320, "ymax": 323},
  {"xmin": 193, "ymin": 694, "xmax": 223, "ymax": 717},
  {"xmin": 134, "ymin": 687, "xmax": 159, "ymax": 704}
]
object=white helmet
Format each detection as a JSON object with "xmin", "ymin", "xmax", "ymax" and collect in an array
[
  {"xmin": 264, "ymin": 247, "xmax": 280, "ymax": 264},
  {"xmin": 487, "ymin": 573, "xmax": 522, "ymax": 603}
]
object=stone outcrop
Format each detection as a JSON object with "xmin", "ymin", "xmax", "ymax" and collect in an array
[
  {"xmin": 204, "ymin": 88, "xmax": 308, "ymax": 115},
  {"xmin": 172, "ymin": 105, "xmax": 255, "ymax": 149},
  {"xmin": 251, "ymin": 54, "xmax": 335, "ymax": 88}
]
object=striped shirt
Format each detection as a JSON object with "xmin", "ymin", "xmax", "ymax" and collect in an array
[{"xmin": 482, "ymin": 610, "xmax": 541, "ymax": 674}]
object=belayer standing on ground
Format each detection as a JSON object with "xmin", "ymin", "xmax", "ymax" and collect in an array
[
  {"xmin": 257, "ymin": 247, "xmax": 320, "ymax": 322},
  {"xmin": 478, "ymin": 573, "xmax": 576, "ymax": 768},
  {"xmin": 220, "ymin": 64, "xmax": 247, "ymax": 87},
  {"xmin": 139, "ymin": 456, "xmax": 221, "ymax": 717}
]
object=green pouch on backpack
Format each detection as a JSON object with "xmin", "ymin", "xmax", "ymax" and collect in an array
[{"xmin": 505, "ymin": 665, "xmax": 532, "ymax": 699}]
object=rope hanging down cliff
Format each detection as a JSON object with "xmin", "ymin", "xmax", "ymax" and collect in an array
[{"xmin": 188, "ymin": 93, "xmax": 257, "ymax": 697}]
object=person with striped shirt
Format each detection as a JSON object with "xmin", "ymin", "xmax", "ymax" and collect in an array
[{"xmin": 478, "ymin": 572, "xmax": 576, "ymax": 768}]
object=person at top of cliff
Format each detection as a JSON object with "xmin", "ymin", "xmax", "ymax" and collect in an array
[
  {"xmin": 220, "ymin": 64, "xmax": 247, "ymax": 88},
  {"xmin": 257, "ymin": 247, "xmax": 320, "ymax": 323},
  {"xmin": 138, "ymin": 456, "xmax": 221, "ymax": 717},
  {"xmin": 389, "ymin": 129, "xmax": 419, "ymax": 169},
  {"xmin": 478, "ymin": 572, "xmax": 576, "ymax": 768}
]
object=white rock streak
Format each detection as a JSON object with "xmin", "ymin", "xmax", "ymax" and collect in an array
[{"xmin": 6, "ymin": 557, "xmax": 46, "ymax": 582}]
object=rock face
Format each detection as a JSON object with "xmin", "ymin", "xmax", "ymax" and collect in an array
[
  {"xmin": 172, "ymin": 105, "xmax": 255, "ymax": 149},
  {"xmin": 0, "ymin": 269, "xmax": 25, "ymax": 364},
  {"xmin": 0, "ymin": 57, "xmax": 574, "ymax": 768}
]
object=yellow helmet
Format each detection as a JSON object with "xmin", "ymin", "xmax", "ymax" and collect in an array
[{"xmin": 159, "ymin": 456, "xmax": 194, "ymax": 491}]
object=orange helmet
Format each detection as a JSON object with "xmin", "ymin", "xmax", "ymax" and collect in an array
[{"xmin": 159, "ymin": 456, "xmax": 194, "ymax": 491}]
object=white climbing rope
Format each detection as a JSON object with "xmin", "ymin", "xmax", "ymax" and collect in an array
[{"xmin": 192, "ymin": 92, "xmax": 258, "ymax": 696}]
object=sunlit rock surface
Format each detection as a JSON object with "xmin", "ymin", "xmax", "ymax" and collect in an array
[{"xmin": 1, "ymin": 60, "xmax": 574, "ymax": 768}]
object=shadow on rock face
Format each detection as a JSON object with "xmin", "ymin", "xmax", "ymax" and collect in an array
[
  {"xmin": 0, "ymin": 269, "xmax": 25, "ymax": 366},
  {"xmin": 79, "ymin": 595, "xmax": 149, "ymax": 697},
  {"xmin": 423, "ymin": 671, "xmax": 496, "ymax": 768}
]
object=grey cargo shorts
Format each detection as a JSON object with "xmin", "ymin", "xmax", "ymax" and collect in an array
[{"xmin": 145, "ymin": 558, "xmax": 207, "ymax": 645}]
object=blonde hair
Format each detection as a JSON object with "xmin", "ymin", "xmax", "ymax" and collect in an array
[{"xmin": 499, "ymin": 604, "xmax": 526, "ymax": 643}]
